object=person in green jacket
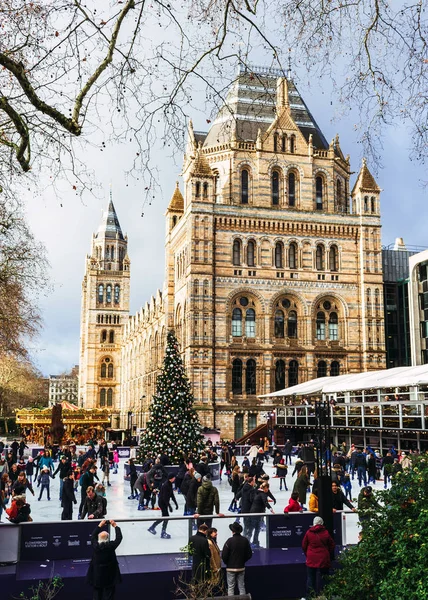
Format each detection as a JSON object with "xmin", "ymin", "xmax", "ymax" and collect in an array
[{"xmin": 194, "ymin": 475, "xmax": 224, "ymax": 528}]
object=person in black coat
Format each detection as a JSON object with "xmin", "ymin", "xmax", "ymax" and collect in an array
[
  {"xmin": 237, "ymin": 476, "xmax": 256, "ymax": 538},
  {"xmin": 61, "ymin": 471, "xmax": 77, "ymax": 520},
  {"xmin": 331, "ymin": 481, "xmax": 357, "ymax": 512},
  {"xmin": 189, "ymin": 523, "xmax": 211, "ymax": 582},
  {"xmin": 222, "ymin": 522, "xmax": 253, "ymax": 596},
  {"xmin": 86, "ymin": 520, "xmax": 122, "ymax": 600},
  {"xmin": 248, "ymin": 482, "xmax": 275, "ymax": 547},
  {"xmin": 147, "ymin": 473, "xmax": 178, "ymax": 538},
  {"xmin": 185, "ymin": 472, "xmax": 202, "ymax": 515},
  {"xmin": 79, "ymin": 465, "xmax": 97, "ymax": 517}
]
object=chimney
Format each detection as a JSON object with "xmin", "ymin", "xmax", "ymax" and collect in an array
[{"xmin": 393, "ymin": 237, "xmax": 407, "ymax": 251}]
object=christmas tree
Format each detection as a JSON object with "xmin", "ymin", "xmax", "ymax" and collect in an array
[{"xmin": 138, "ymin": 330, "xmax": 205, "ymax": 464}]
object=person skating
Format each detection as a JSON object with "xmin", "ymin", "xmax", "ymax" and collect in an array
[
  {"xmin": 194, "ymin": 475, "xmax": 224, "ymax": 528},
  {"xmin": 276, "ymin": 458, "xmax": 288, "ymax": 490},
  {"xmin": 331, "ymin": 481, "xmax": 357, "ymax": 512},
  {"xmin": 284, "ymin": 439, "xmax": 293, "ymax": 465},
  {"xmin": 248, "ymin": 481, "xmax": 274, "ymax": 548},
  {"xmin": 127, "ymin": 458, "xmax": 138, "ymax": 499},
  {"xmin": 61, "ymin": 471, "xmax": 77, "ymax": 520},
  {"xmin": 81, "ymin": 486, "xmax": 105, "ymax": 520},
  {"xmin": 148, "ymin": 473, "xmax": 178, "ymax": 538},
  {"xmin": 37, "ymin": 466, "xmax": 54, "ymax": 500},
  {"xmin": 302, "ymin": 516, "xmax": 335, "ymax": 598},
  {"xmin": 222, "ymin": 521, "xmax": 253, "ymax": 596},
  {"xmin": 284, "ymin": 491, "xmax": 303, "ymax": 513},
  {"xmin": 12, "ymin": 472, "xmax": 34, "ymax": 498},
  {"xmin": 53, "ymin": 455, "xmax": 71, "ymax": 500},
  {"xmin": 86, "ymin": 519, "xmax": 122, "ymax": 600},
  {"xmin": 79, "ymin": 465, "xmax": 98, "ymax": 517}
]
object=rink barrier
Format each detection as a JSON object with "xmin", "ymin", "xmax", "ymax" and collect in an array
[
  {"xmin": 123, "ymin": 462, "xmax": 220, "ymax": 481},
  {"xmin": 0, "ymin": 510, "xmax": 353, "ymax": 565}
]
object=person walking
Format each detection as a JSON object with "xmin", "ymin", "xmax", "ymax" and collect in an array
[
  {"xmin": 148, "ymin": 473, "xmax": 179, "ymax": 538},
  {"xmin": 207, "ymin": 527, "xmax": 222, "ymax": 586},
  {"xmin": 222, "ymin": 521, "xmax": 253, "ymax": 597},
  {"xmin": 61, "ymin": 471, "xmax": 77, "ymax": 520},
  {"xmin": 189, "ymin": 523, "xmax": 211, "ymax": 582},
  {"xmin": 195, "ymin": 475, "xmax": 224, "ymax": 528},
  {"xmin": 284, "ymin": 439, "xmax": 293, "ymax": 465},
  {"xmin": 302, "ymin": 516, "xmax": 335, "ymax": 598},
  {"xmin": 293, "ymin": 465, "xmax": 310, "ymax": 508},
  {"xmin": 37, "ymin": 466, "xmax": 54, "ymax": 501},
  {"xmin": 86, "ymin": 519, "xmax": 122, "ymax": 600}
]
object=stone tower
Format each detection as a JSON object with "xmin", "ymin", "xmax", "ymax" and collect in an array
[{"xmin": 79, "ymin": 196, "xmax": 130, "ymax": 423}]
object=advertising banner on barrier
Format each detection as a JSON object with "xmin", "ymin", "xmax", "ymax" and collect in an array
[
  {"xmin": 268, "ymin": 512, "xmax": 342, "ymax": 548},
  {"xmin": 117, "ymin": 447, "xmax": 131, "ymax": 459},
  {"xmin": 19, "ymin": 521, "xmax": 109, "ymax": 561}
]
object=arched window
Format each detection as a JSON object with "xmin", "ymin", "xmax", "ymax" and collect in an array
[
  {"xmin": 330, "ymin": 361, "xmax": 340, "ymax": 376},
  {"xmin": 108, "ymin": 363, "xmax": 114, "ymax": 378},
  {"xmin": 274, "ymin": 310, "xmax": 285, "ymax": 338},
  {"xmin": 271, "ymin": 170, "xmax": 280, "ymax": 205},
  {"xmin": 232, "ymin": 308, "xmax": 242, "ymax": 337},
  {"xmin": 329, "ymin": 312, "xmax": 338, "ymax": 340},
  {"xmin": 101, "ymin": 330, "xmax": 107, "ymax": 343},
  {"xmin": 233, "ymin": 239, "xmax": 242, "ymax": 266},
  {"xmin": 316, "ymin": 176, "xmax": 323, "ymax": 210},
  {"xmin": 106, "ymin": 284, "xmax": 112, "ymax": 303},
  {"xmin": 241, "ymin": 169, "xmax": 249, "ymax": 204},
  {"xmin": 281, "ymin": 134, "xmax": 287, "ymax": 152},
  {"xmin": 336, "ymin": 179, "xmax": 342, "ymax": 209},
  {"xmin": 329, "ymin": 245, "xmax": 338, "ymax": 272},
  {"xmin": 288, "ymin": 311, "xmax": 297, "ymax": 338},
  {"xmin": 101, "ymin": 363, "xmax": 107, "ymax": 378},
  {"xmin": 245, "ymin": 308, "xmax": 256, "ymax": 338},
  {"xmin": 316, "ymin": 245, "xmax": 325, "ymax": 271},
  {"xmin": 109, "ymin": 330, "xmax": 114, "ymax": 344},
  {"xmin": 273, "ymin": 133, "xmax": 279, "ymax": 152},
  {"xmin": 100, "ymin": 389, "xmax": 106, "ymax": 407},
  {"xmin": 114, "ymin": 285, "xmax": 120, "ymax": 304},
  {"xmin": 275, "ymin": 242, "xmax": 284, "ymax": 268},
  {"xmin": 290, "ymin": 135, "xmax": 295, "ymax": 153},
  {"xmin": 275, "ymin": 360, "xmax": 286, "ymax": 391},
  {"xmin": 371, "ymin": 196, "xmax": 375, "ymax": 213},
  {"xmin": 203, "ymin": 182, "xmax": 208, "ymax": 197},
  {"xmin": 288, "ymin": 172, "xmax": 296, "ymax": 207},
  {"xmin": 107, "ymin": 388, "xmax": 113, "ymax": 407},
  {"xmin": 111, "ymin": 247, "xmax": 115, "ymax": 261},
  {"xmin": 317, "ymin": 360, "xmax": 327, "ymax": 378},
  {"xmin": 195, "ymin": 181, "xmax": 201, "ymax": 197},
  {"xmin": 364, "ymin": 196, "xmax": 368, "ymax": 212},
  {"xmin": 288, "ymin": 242, "xmax": 297, "ymax": 269},
  {"xmin": 232, "ymin": 359, "xmax": 243, "ymax": 394},
  {"xmin": 98, "ymin": 284, "xmax": 104, "ymax": 304},
  {"xmin": 316, "ymin": 312, "xmax": 326, "ymax": 340},
  {"xmin": 246, "ymin": 359, "xmax": 257, "ymax": 394},
  {"xmin": 247, "ymin": 241, "xmax": 255, "ymax": 267},
  {"xmin": 289, "ymin": 360, "xmax": 299, "ymax": 387}
]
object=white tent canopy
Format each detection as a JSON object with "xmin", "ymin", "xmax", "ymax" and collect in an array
[{"xmin": 259, "ymin": 364, "xmax": 428, "ymax": 399}]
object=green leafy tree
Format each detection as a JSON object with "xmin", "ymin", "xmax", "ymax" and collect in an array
[
  {"xmin": 138, "ymin": 330, "xmax": 204, "ymax": 464},
  {"xmin": 325, "ymin": 455, "xmax": 428, "ymax": 599}
]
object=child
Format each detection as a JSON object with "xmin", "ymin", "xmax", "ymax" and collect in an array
[
  {"xmin": 101, "ymin": 456, "xmax": 111, "ymax": 487},
  {"xmin": 284, "ymin": 491, "xmax": 302, "ymax": 513},
  {"xmin": 276, "ymin": 458, "xmax": 288, "ymax": 491},
  {"xmin": 37, "ymin": 466, "xmax": 54, "ymax": 501},
  {"xmin": 25, "ymin": 457, "xmax": 34, "ymax": 484},
  {"xmin": 342, "ymin": 473, "xmax": 352, "ymax": 501},
  {"xmin": 113, "ymin": 450, "xmax": 119, "ymax": 474}
]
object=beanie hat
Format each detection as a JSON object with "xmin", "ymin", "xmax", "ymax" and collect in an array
[
  {"xmin": 194, "ymin": 472, "xmax": 202, "ymax": 480},
  {"xmin": 313, "ymin": 516, "xmax": 324, "ymax": 526},
  {"xmin": 202, "ymin": 475, "xmax": 211, "ymax": 482},
  {"xmin": 168, "ymin": 472, "xmax": 175, "ymax": 480}
]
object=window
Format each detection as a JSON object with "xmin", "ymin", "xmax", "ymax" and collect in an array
[
  {"xmin": 273, "ymin": 133, "xmax": 279, "ymax": 152},
  {"xmin": 241, "ymin": 169, "xmax": 249, "ymax": 204},
  {"xmin": 109, "ymin": 330, "xmax": 114, "ymax": 344},
  {"xmin": 100, "ymin": 389, "xmax": 106, "ymax": 407},
  {"xmin": 107, "ymin": 388, "xmax": 113, "ymax": 407},
  {"xmin": 330, "ymin": 361, "xmax": 340, "ymax": 376},
  {"xmin": 100, "ymin": 330, "xmax": 107, "ymax": 343},
  {"xmin": 246, "ymin": 359, "xmax": 257, "ymax": 394},
  {"xmin": 315, "ymin": 176, "xmax": 323, "ymax": 210},
  {"xmin": 329, "ymin": 312, "xmax": 338, "ymax": 340},
  {"xmin": 203, "ymin": 182, "xmax": 208, "ymax": 197},
  {"xmin": 289, "ymin": 360, "xmax": 299, "ymax": 387},
  {"xmin": 234, "ymin": 414, "xmax": 244, "ymax": 439},
  {"xmin": 248, "ymin": 413, "xmax": 257, "ymax": 430},
  {"xmin": 336, "ymin": 179, "xmax": 342, "ymax": 209},
  {"xmin": 111, "ymin": 247, "xmax": 115, "ymax": 261},
  {"xmin": 317, "ymin": 361, "xmax": 327, "ymax": 378},
  {"xmin": 281, "ymin": 134, "xmax": 287, "ymax": 152},
  {"xmin": 274, "ymin": 310, "xmax": 285, "ymax": 338},
  {"xmin": 288, "ymin": 172, "xmax": 296, "ymax": 207},
  {"xmin": 247, "ymin": 241, "xmax": 255, "ymax": 267},
  {"xmin": 114, "ymin": 285, "xmax": 120, "ymax": 304},
  {"xmin": 233, "ymin": 239, "xmax": 242, "ymax": 266},
  {"xmin": 316, "ymin": 245, "xmax": 325, "ymax": 271},
  {"xmin": 98, "ymin": 284, "xmax": 104, "ymax": 304},
  {"xmin": 329, "ymin": 245, "xmax": 338, "ymax": 272},
  {"xmin": 195, "ymin": 181, "xmax": 201, "ymax": 197},
  {"xmin": 275, "ymin": 242, "xmax": 284, "ymax": 268},
  {"xmin": 290, "ymin": 135, "xmax": 295, "ymax": 153},
  {"xmin": 371, "ymin": 196, "xmax": 375, "ymax": 213},
  {"xmin": 288, "ymin": 311, "xmax": 298, "ymax": 338},
  {"xmin": 275, "ymin": 360, "xmax": 286, "ymax": 391},
  {"xmin": 316, "ymin": 312, "xmax": 326, "ymax": 340},
  {"xmin": 364, "ymin": 196, "xmax": 368, "ymax": 212},
  {"xmin": 232, "ymin": 308, "xmax": 242, "ymax": 337},
  {"xmin": 246, "ymin": 308, "xmax": 256, "ymax": 338},
  {"xmin": 106, "ymin": 284, "xmax": 112, "ymax": 303},
  {"xmin": 108, "ymin": 363, "xmax": 114, "ymax": 378},
  {"xmin": 232, "ymin": 359, "xmax": 243, "ymax": 394},
  {"xmin": 289, "ymin": 243, "xmax": 297, "ymax": 269},
  {"xmin": 101, "ymin": 363, "xmax": 107, "ymax": 378},
  {"xmin": 272, "ymin": 171, "xmax": 280, "ymax": 205}
]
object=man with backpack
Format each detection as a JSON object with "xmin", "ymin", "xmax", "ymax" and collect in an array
[{"xmin": 194, "ymin": 475, "xmax": 224, "ymax": 528}]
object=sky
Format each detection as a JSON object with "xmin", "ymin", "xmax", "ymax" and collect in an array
[{"xmin": 23, "ymin": 61, "xmax": 428, "ymax": 377}]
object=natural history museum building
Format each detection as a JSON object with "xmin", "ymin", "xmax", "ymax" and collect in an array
[{"xmin": 79, "ymin": 66, "xmax": 385, "ymax": 439}]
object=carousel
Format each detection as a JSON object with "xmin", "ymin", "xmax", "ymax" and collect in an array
[{"xmin": 15, "ymin": 402, "xmax": 111, "ymax": 445}]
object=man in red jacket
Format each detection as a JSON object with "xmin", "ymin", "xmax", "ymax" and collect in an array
[{"xmin": 301, "ymin": 516, "xmax": 335, "ymax": 598}]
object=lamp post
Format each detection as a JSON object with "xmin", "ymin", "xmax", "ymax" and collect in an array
[{"xmin": 314, "ymin": 398, "xmax": 334, "ymax": 536}]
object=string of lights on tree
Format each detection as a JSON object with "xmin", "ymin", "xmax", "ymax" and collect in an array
[{"xmin": 138, "ymin": 330, "xmax": 205, "ymax": 464}]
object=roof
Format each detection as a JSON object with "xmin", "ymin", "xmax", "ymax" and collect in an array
[
  {"xmin": 96, "ymin": 197, "xmax": 124, "ymax": 240},
  {"xmin": 168, "ymin": 181, "xmax": 184, "ymax": 211},
  {"xmin": 203, "ymin": 67, "xmax": 328, "ymax": 149},
  {"xmin": 352, "ymin": 158, "xmax": 380, "ymax": 194},
  {"xmin": 190, "ymin": 146, "xmax": 213, "ymax": 177},
  {"xmin": 260, "ymin": 364, "xmax": 428, "ymax": 398}
]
